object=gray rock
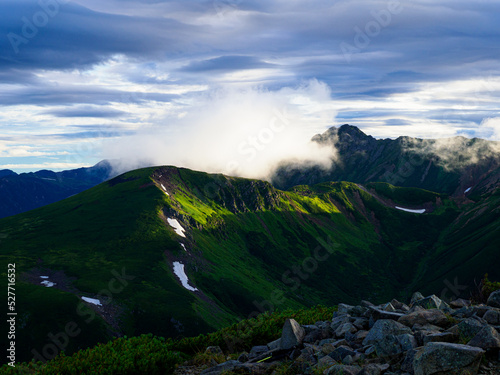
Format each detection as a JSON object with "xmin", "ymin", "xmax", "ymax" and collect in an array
[
  {"xmin": 487, "ymin": 290, "xmax": 500, "ymax": 308},
  {"xmin": 343, "ymin": 355, "xmax": 354, "ymax": 365},
  {"xmin": 422, "ymin": 332, "xmax": 458, "ymax": 345},
  {"xmin": 451, "ymin": 306, "xmax": 475, "ymax": 319},
  {"xmin": 446, "ymin": 318, "xmax": 485, "ymax": 342},
  {"xmin": 363, "ymin": 319, "xmax": 412, "ymax": 346},
  {"xmin": 397, "ymin": 333, "xmax": 418, "ymax": 351},
  {"xmin": 326, "ymin": 365, "xmax": 362, "ymax": 375},
  {"xmin": 353, "ymin": 317, "xmax": 369, "ymax": 330},
  {"xmin": 411, "ymin": 292, "xmax": 425, "ymax": 304},
  {"xmin": 483, "ymin": 309, "xmax": 500, "ymax": 325},
  {"xmin": 338, "ymin": 303, "xmax": 355, "ymax": 315},
  {"xmin": 383, "ymin": 302, "xmax": 396, "ymax": 312},
  {"xmin": 248, "ymin": 345, "xmax": 268, "ymax": 359},
  {"xmin": 401, "ymin": 348, "xmax": 417, "ymax": 374},
  {"xmin": 363, "ymin": 319, "xmax": 412, "ymax": 357},
  {"xmin": 364, "ymin": 345, "xmax": 376, "ymax": 356},
  {"xmin": 467, "ymin": 325, "xmax": 500, "ymax": 350},
  {"xmin": 413, "ymin": 342, "xmax": 485, "ymax": 375},
  {"xmin": 411, "ymin": 294, "xmax": 448, "ymax": 310},
  {"xmin": 449, "ymin": 298, "xmax": 471, "ymax": 309},
  {"xmin": 361, "ymin": 300, "xmax": 375, "ymax": 307},
  {"xmin": 369, "ymin": 306, "xmax": 405, "ymax": 321},
  {"xmin": 472, "ymin": 305, "xmax": 490, "ymax": 317},
  {"xmin": 201, "ymin": 360, "xmax": 246, "ymax": 375},
  {"xmin": 266, "ymin": 338, "xmax": 281, "ymax": 351},
  {"xmin": 331, "ymin": 315, "xmax": 351, "ymax": 331},
  {"xmin": 335, "ymin": 322, "xmax": 357, "ymax": 338},
  {"xmin": 280, "ymin": 318, "xmax": 305, "ymax": 350},
  {"xmin": 328, "ymin": 345, "xmax": 356, "ymax": 361},
  {"xmin": 398, "ymin": 309, "xmax": 449, "ymax": 328},
  {"xmin": 316, "ymin": 354, "xmax": 336, "ymax": 368}
]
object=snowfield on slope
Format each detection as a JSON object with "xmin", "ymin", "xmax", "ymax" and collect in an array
[
  {"xmin": 82, "ymin": 297, "xmax": 102, "ymax": 306},
  {"xmin": 173, "ymin": 262, "xmax": 198, "ymax": 292},
  {"xmin": 395, "ymin": 206, "xmax": 426, "ymax": 214},
  {"xmin": 167, "ymin": 218, "xmax": 186, "ymax": 237}
]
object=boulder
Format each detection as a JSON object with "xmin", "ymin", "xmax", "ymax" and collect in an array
[
  {"xmin": 411, "ymin": 292, "xmax": 425, "ymax": 304},
  {"xmin": 487, "ymin": 290, "xmax": 500, "ymax": 308},
  {"xmin": 281, "ymin": 319, "xmax": 305, "ymax": 350},
  {"xmin": 335, "ymin": 322, "xmax": 357, "ymax": 338},
  {"xmin": 449, "ymin": 298, "xmax": 471, "ymax": 309},
  {"xmin": 398, "ymin": 309, "xmax": 448, "ymax": 328},
  {"xmin": 363, "ymin": 319, "xmax": 412, "ymax": 357},
  {"xmin": 266, "ymin": 338, "xmax": 281, "ymax": 351},
  {"xmin": 368, "ymin": 306, "xmax": 405, "ymax": 321},
  {"xmin": 467, "ymin": 325, "xmax": 500, "ymax": 350},
  {"xmin": 413, "ymin": 342, "xmax": 485, "ymax": 375},
  {"xmin": 411, "ymin": 294, "xmax": 448, "ymax": 310},
  {"xmin": 363, "ymin": 319, "xmax": 412, "ymax": 346},
  {"xmin": 338, "ymin": 303, "xmax": 355, "ymax": 315},
  {"xmin": 328, "ymin": 345, "xmax": 356, "ymax": 362},
  {"xmin": 483, "ymin": 309, "xmax": 500, "ymax": 325},
  {"xmin": 446, "ymin": 318, "xmax": 485, "ymax": 342}
]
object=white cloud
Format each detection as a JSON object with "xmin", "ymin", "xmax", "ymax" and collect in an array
[{"xmin": 104, "ymin": 80, "xmax": 338, "ymax": 180}]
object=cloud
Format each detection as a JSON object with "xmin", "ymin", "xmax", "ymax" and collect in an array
[
  {"xmin": 480, "ymin": 117, "xmax": 500, "ymax": 141},
  {"xmin": 1, "ymin": 1, "xmax": 500, "ymax": 172},
  {"xmin": 103, "ymin": 80, "xmax": 337, "ymax": 180},
  {"xmin": 180, "ymin": 55, "xmax": 275, "ymax": 73},
  {"xmin": 44, "ymin": 106, "xmax": 126, "ymax": 118}
]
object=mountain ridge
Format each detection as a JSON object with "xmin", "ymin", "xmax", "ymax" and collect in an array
[{"xmin": 1, "ymin": 164, "xmax": 498, "ymax": 363}]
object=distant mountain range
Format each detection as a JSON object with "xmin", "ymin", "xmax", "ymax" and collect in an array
[
  {"xmin": 0, "ymin": 160, "xmax": 114, "ymax": 218},
  {"xmin": 273, "ymin": 125, "xmax": 500, "ymax": 198}
]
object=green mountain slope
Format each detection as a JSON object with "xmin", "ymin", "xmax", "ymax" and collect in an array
[{"xmin": 1, "ymin": 166, "xmax": 498, "ymax": 363}]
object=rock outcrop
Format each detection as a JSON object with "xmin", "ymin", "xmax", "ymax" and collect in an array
[{"xmin": 195, "ymin": 293, "xmax": 500, "ymax": 375}]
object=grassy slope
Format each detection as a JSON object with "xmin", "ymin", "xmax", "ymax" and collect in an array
[{"xmin": 1, "ymin": 166, "xmax": 497, "ymax": 364}]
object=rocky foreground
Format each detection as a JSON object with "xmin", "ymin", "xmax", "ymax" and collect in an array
[{"xmin": 177, "ymin": 290, "xmax": 500, "ymax": 375}]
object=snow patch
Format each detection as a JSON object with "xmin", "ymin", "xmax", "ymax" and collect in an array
[
  {"xmin": 40, "ymin": 276, "xmax": 49, "ymax": 279},
  {"xmin": 82, "ymin": 297, "xmax": 102, "ymax": 306},
  {"xmin": 464, "ymin": 187, "xmax": 472, "ymax": 193},
  {"xmin": 173, "ymin": 262, "xmax": 198, "ymax": 292},
  {"xmin": 395, "ymin": 206, "xmax": 426, "ymax": 214},
  {"xmin": 180, "ymin": 243, "xmax": 187, "ymax": 252},
  {"xmin": 161, "ymin": 184, "xmax": 170, "ymax": 196},
  {"xmin": 41, "ymin": 280, "xmax": 55, "ymax": 287},
  {"xmin": 167, "ymin": 218, "xmax": 186, "ymax": 237}
]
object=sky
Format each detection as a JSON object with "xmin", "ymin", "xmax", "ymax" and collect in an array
[{"xmin": 1, "ymin": 0, "xmax": 500, "ymax": 174}]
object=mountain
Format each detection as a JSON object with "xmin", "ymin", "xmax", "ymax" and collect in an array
[
  {"xmin": 0, "ymin": 160, "xmax": 115, "ymax": 219},
  {"xmin": 1, "ymin": 165, "xmax": 498, "ymax": 363},
  {"xmin": 273, "ymin": 125, "xmax": 500, "ymax": 197}
]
